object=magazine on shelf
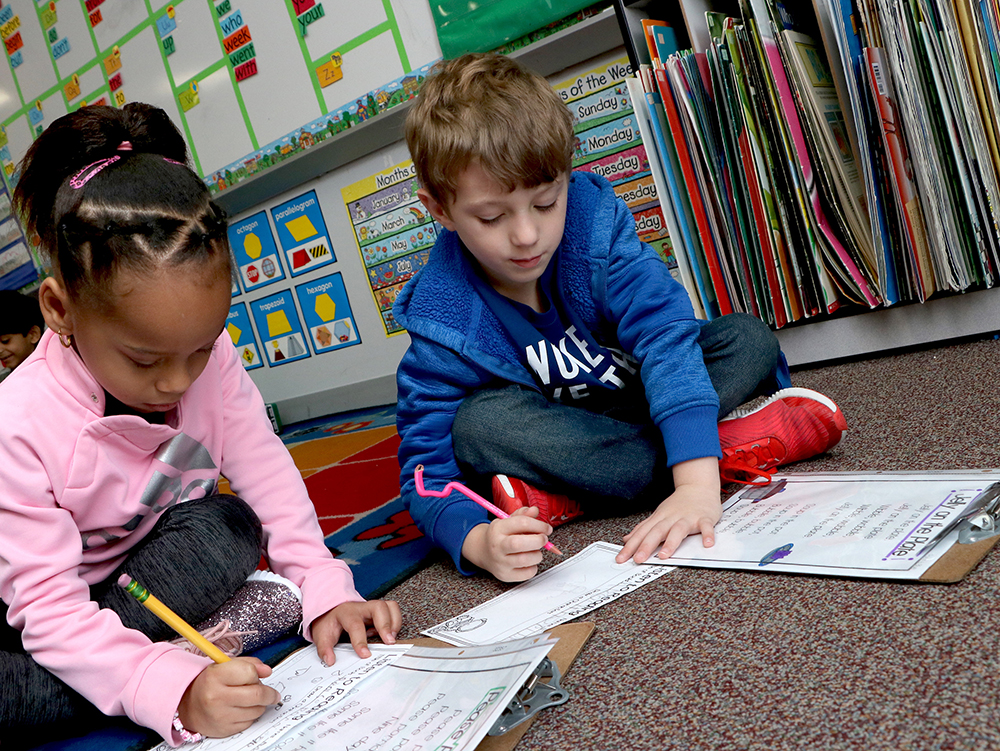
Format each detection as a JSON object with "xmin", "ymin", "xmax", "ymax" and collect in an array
[
  {"xmin": 873, "ymin": 0, "xmax": 975, "ymax": 292},
  {"xmin": 707, "ymin": 12, "xmax": 774, "ymax": 325},
  {"xmin": 669, "ymin": 52, "xmax": 744, "ymax": 315},
  {"xmin": 614, "ymin": 0, "xmax": 1000, "ymax": 329},
  {"xmin": 639, "ymin": 72, "xmax": 721, "ymax": 318},
  {"xmin": 626, "ymin": 73, "xmax": 709, "ymax": 319},
  {"xmin": 657, "ymin": 61, "xmax": 736, "ymax": 315},
  {"xmin": 818, "ymin": 0, "xmax": 902, "ymax": 304},
  {"xmin": 721, "ymin": 14, "xmax": 793, "ymax": 326},
  {"xmin": 781, "ymin": 29, "xmax": 875, "ymax": 271},
  {"xmin": 758, "ymin": 0, "xmax": 882, "ymax": 309},
  {"xmin": 925, "ymin": 0, "xmax": 1000, "ymax": 284}
]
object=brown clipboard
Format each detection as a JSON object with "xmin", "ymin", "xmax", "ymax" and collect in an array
[
  {"xmin": 919, "ymin": 535, "xmax": 1000, "ymax": 583},
  {"xmin": 402, "ymin": 621, "xmax": 596, "ymax": 751}
]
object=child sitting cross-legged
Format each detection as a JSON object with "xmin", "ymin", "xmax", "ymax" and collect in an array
[
  {"xmin": 0, "ymin": 103, "xmax": 401, "ymax": 748},
  {"xmin": 394, "ymin": 53, "xmax": 847, "ymax": 582}
]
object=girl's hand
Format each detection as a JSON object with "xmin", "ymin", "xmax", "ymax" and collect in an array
[
  {"xmin": 310, "ymin": 600, "xmax": 403, "ymax": 666},
  {"xmin": 461, "ymin": 507, "xmax": 552, "ymax": 582},
  {"xmin": 177, "ymin": 657, "xmax": 280, "ymax": 738}
]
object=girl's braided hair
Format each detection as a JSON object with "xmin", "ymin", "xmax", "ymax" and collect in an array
[{"xmin": 13, "ymin": 103, "xmax": 229, "ymax": 305}]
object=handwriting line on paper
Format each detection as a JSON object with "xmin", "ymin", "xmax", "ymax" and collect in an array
[{"xmin": 424, "ymin": 541, "xmax": 674, "ymax": 647}]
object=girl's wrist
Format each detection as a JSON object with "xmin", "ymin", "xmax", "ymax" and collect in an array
[{"xmin": 173, "ymin": 711, "xmax": 203, "ymax": 744}]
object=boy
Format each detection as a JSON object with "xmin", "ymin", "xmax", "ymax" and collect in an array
[
  {"xmin": 0, "ymin": 290, "xmax": 43, "ymax": 382},
  {"xmin": 394, "ymin": 54, "xmax": 846, "ymax": 582}
]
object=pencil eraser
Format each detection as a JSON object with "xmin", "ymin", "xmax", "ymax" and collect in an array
[{"xmin": 117, "ymin": 573, "xmax": 132, "ymax": 588}]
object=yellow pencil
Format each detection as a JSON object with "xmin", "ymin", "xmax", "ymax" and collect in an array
[{"xmin": 117, "ymin": 574, "xmax": 230, "ymax": 664}]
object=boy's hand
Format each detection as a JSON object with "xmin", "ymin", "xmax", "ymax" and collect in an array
[
  {"xmin": 462, "ymin": 507, "xmax": 552, "ymax": 582},
  {"xmin": 178, "ymin": 657, "xmax": 280, "ymax": 738},
  {"xmin": 616, "ymin": 456, "xmax": 722, "ymax": 564},
  {"xmin": 310, "ymin": 600, "xmax": 402, "ymax": 666}
]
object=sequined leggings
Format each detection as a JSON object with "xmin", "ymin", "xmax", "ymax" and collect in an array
[{"xmin": 0, "ymin": 495, "xmax": 262, "ymax": 747}]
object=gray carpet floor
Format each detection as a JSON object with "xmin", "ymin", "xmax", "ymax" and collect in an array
[{"xmin": 384, "ymin": 336, "xmax": 1000, "ymax": 751}]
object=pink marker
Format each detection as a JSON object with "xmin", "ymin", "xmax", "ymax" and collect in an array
[{"xmin": 413, "ymin": 464, "xmax": 562, "ymax": 555}]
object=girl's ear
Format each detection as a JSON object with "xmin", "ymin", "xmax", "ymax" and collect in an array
[
  {"xmin": 417, "ymin": 188, "xmax": 456, "ymax": 232},
  {"xmin": 37, "ymin": 277, "xmax": 73, "ymax": 336}
]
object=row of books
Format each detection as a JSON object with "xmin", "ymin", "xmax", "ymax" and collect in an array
[{"xmin": 625, "ymin": 0, "xmax": 1000, "ymax": 326}]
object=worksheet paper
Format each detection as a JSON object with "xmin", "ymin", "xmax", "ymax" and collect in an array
[
  {"xmin": 644, "ymin": 471, "xmax": 1000, "ymax": 578},
  {"xmin": 423, "ymin": 541, "xmax": 674, "ymax": 647},
  {"xmin": 150, "ymin": 636, "xmax": 555, "ymax": 751},
  {"xmin": 149, "ymin": 644, "xmax": 410, "ymax": 751}
]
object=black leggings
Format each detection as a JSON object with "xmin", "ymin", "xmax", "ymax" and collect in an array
[{"xmin": 0, "ymin": 495, "xmax": 262, "ymax": 747}]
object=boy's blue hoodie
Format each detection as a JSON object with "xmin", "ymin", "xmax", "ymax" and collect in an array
[{"xmin": 393, "ymin": 171, "xmax": 720, "ymax": 572}]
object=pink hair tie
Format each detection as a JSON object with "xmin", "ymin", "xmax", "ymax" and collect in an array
[
  {"xmin": 68, "ymin": 156, "xmax": 121, "ymax": 189},
  {"xmin": 117, "ymin": 140, "xmax": 133, "ymax": 151}
]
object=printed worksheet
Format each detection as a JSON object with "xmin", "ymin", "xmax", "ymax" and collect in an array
[
  {"xmin": 423, "ymin": 541, "xmax": 674, "ymax": 647},
  {"xmin": 644, "ymin": 471, "xmax": 1000, "ymax": 578},
  {"xmin": 271, "ymin": 635, "xmax": 556, "ymax": 749},
  {"xmin": 149, "ymin": 636, "xmax": 556, "ymax": 751},
  {"xmin": 149, "ymin": 644, "xmax": 410, "ymax": 751}
]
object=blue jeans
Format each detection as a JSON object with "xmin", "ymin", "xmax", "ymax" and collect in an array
[
  {"xmin": 0, "ymin": 495, "xmax": 263, "ymax": 747},
  {"xmin": 451, "ymin": 313, "xmax": 786, "ymax": 511}
]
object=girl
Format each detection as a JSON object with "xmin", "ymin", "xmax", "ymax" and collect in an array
[{"xmin": 1, "ymin": 103, "xmax": 401, "ymax": 747}]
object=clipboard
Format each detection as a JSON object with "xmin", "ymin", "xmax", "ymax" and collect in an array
[
  {"xmin": 404, "ymin": 621, "xmax": 596, "ymax": 751},
  {"xmin": 650, "ymin": 471, "xmax": 1000, "ymax": 582},
  {"xmin": 919, "ymin": 535, "xmax": 1000, "ymax": 583},
  {"xmin": 922, "ymin": 481, "xmax": 1000, "ymax": 582}
]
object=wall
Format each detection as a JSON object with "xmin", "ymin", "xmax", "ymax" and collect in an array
[
  {"xmin": 225, "ymin": 137, "xmax": 417, "ymax": 423},
  {"xmin": 215, "ymin": 11, "xmax": 666, "ymax": 424},
  {"xmin": 1, "ymin": 5, "xmax": 658, "ymax": 423},
  {"xmin": 0, "ymin": 0, "xmax": 441, "ymax": 183}
]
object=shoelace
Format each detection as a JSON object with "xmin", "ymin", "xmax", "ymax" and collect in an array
[
  {"xmin": 169, "ymin": 618, "xmax": 257, "ymax": 658},
  {"xmin": 719, "ymin": 440, "xmax": 780, "ymax": 486},
  {"xmin": 719, "ymin": 458, "xmax": 775, "ymax": 486}
]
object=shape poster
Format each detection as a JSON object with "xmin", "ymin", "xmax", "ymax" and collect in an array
[
  {"xmin": 249, "ymin": 289, "xmax": 309, "ymax": 367},
  {"xmin": 551, "ymin": 55, "xmax": 677, "ymax": 272},
  {"xmin": 294, "ymin": 272, "xmax": 361, "ymax": 355},
  {"xmin": 341, "ymin": 160, "xmax": 439, "ymax": 335},
  {"xmin": 271, "ymin": 190, "xmax": 335, "ymax": 277},
  {"xmin": 226, "ymin": 302, "xmax": 263, "ymax": 371},
  {"xmin": 228, "ymin": 210, "xmax": 285, "ymax": 293}
]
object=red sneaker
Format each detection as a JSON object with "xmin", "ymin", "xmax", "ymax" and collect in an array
[
  {"xmin": 718, "ymin": 388, "xmax": 848, "ymax": 485},
  {"xmin": 492, "ymin": 475, "xmax": 583, "ymax": 528}
]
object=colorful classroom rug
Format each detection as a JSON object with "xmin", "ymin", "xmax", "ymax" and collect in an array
[
  {"xmin": 33, "ymin": 403, "xmax": 440, "ymax": 751},
  {"xmin": 277, "ymin": 402, "xmax": 440, "ymax": 599}
]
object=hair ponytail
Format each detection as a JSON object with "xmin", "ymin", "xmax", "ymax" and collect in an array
[
  {"xmin": 12, "ymin": 103, "xmax": 228, "ymax": 304},
  {"xmin": 119, "ymin": 102, "xmax": 188, "ymax": 165},
  {"xmin": 13, "ymin": 103, "xmax": 190, "ymax": 249}
]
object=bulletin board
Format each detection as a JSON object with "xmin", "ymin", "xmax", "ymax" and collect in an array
[
  {"xmin": 0, "ymin": 181, "xmax": 35, "ymax": 290},
  {"xmin": 0, "ymin": 0, "xmax": 441, "ymax": 193}
]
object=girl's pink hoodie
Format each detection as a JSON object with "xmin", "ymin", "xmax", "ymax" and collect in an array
[{"xmin": 0, "ymin": 329, "xmax": 363, "ymax": 745}]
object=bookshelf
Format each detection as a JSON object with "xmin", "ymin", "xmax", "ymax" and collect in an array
[
  {"xmin": 776, "ymin": 290, "xmax": 1000, "ymax": 364},
  {"xmin": 615, "ymin": 0, "xmax": 1000, "ymax": 367}
]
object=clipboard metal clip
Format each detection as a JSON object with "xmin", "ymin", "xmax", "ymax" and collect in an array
[
  {"xmin": 957, "ymin": 483, "xmax": 1000, "ymax": 544},
  {"xmin": 488, "ymin": 657, "xmax": 570, "ymax": 736}
]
